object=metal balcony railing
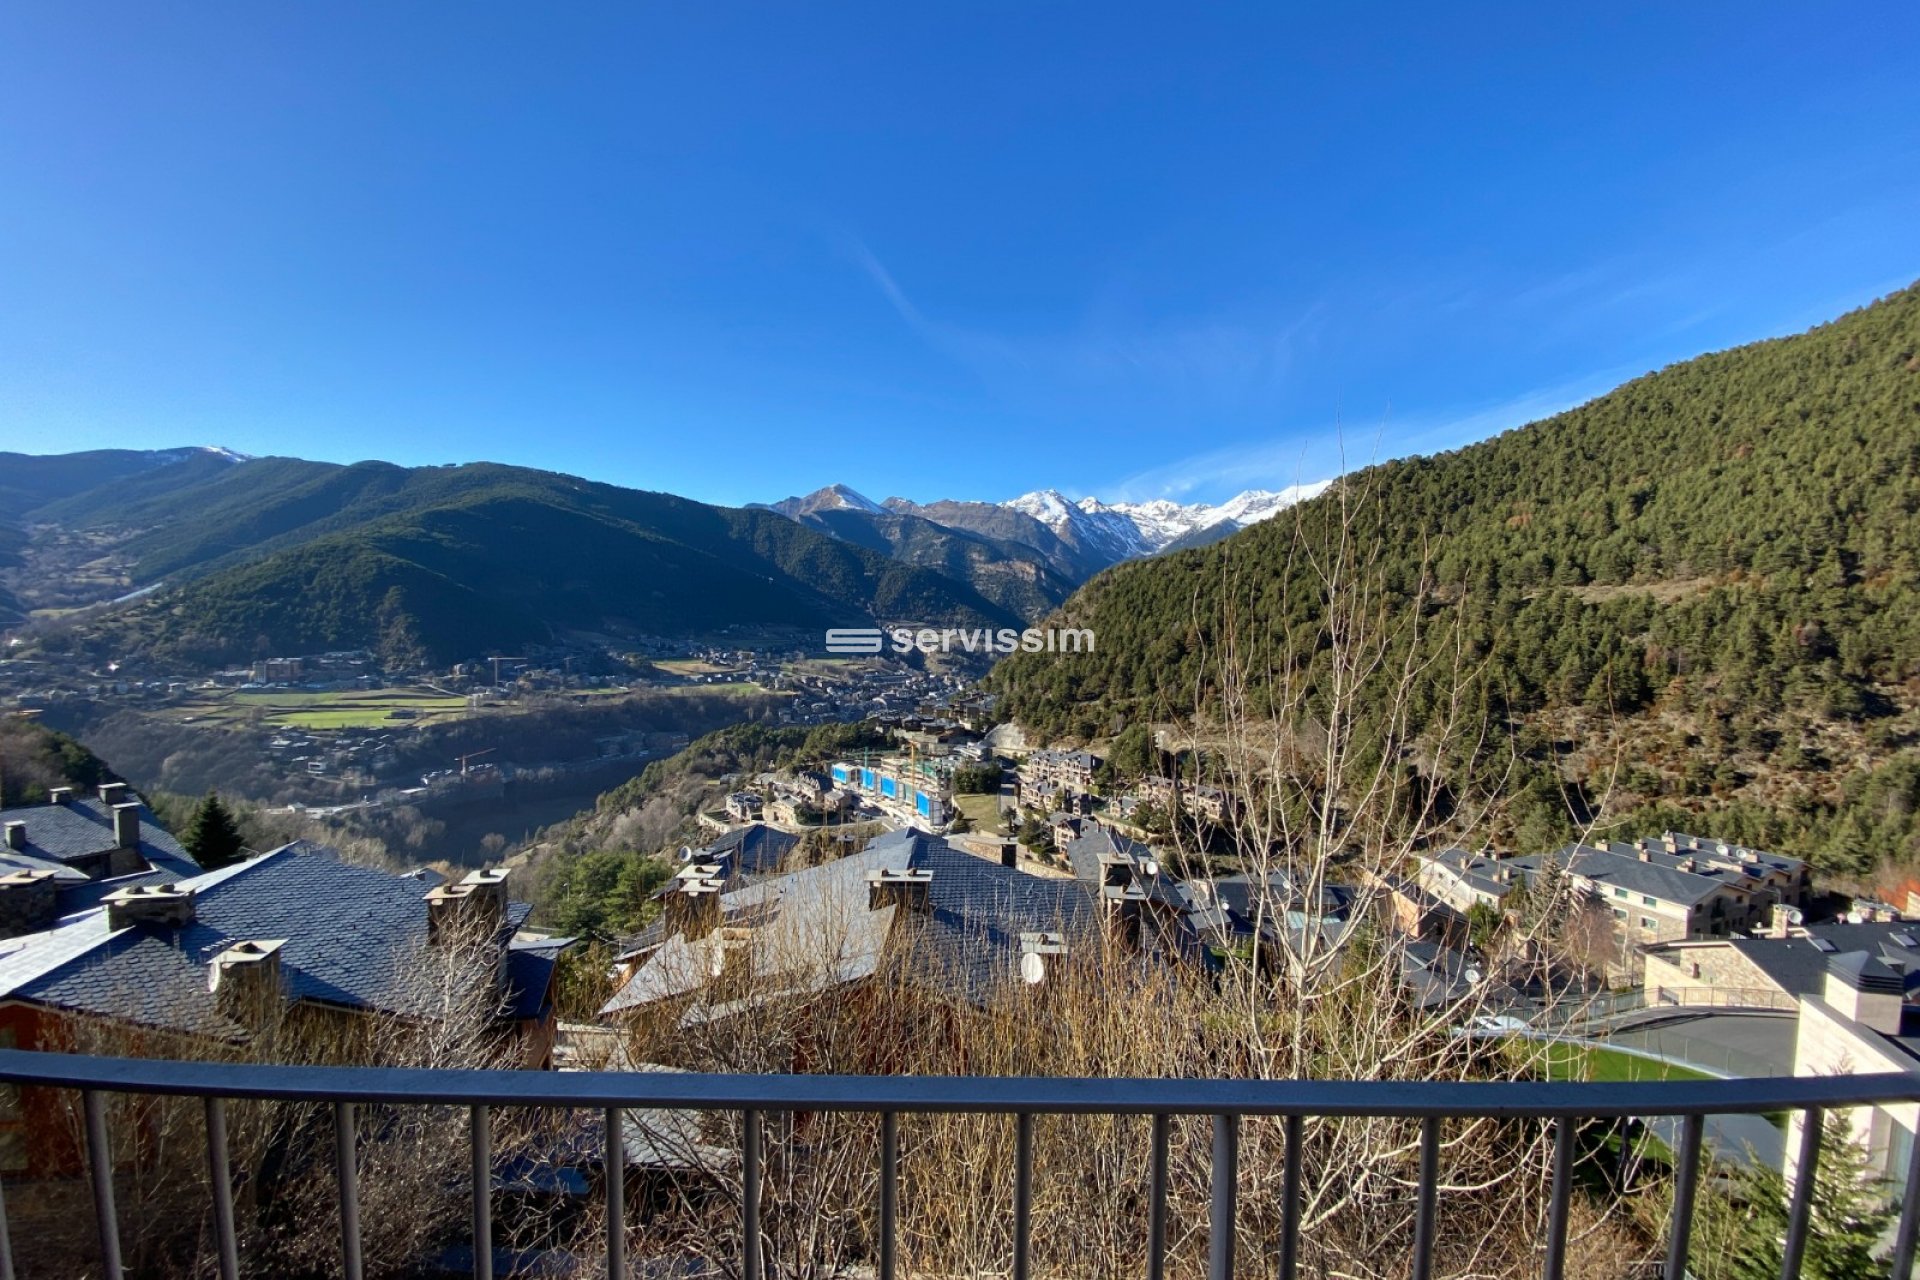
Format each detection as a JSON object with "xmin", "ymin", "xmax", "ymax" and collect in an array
[{"xmin": 3, "ymin": 1048, "xmax": 1920, "ymax": 1280}]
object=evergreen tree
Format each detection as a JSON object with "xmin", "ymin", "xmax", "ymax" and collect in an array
[
  {"xmin": 1697, "ymin": 1113, "xmax": 1894, "ymax": 1280},
  {"xmin": 184, "ymin": 791, "xmax": 247, "ymax": 870}
]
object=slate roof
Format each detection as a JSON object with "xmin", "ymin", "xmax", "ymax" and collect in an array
[
  {"xmin": 1419, "ymin": 847, "xmax": 1514, "ymax": 902},
  {"xmin": 602, "ymin": 842, "xmax": 911, "ymax": 1016},
  {"xmin": 504, "ymin": 937, "xmax": 571, "ymax": 1021},
  {"xmin": 0, "ymin": 843, "xmax": 531, "ymax": 1037},
  {"xmin": 1062, "ymin": 825, "xmax": 1153, "ymax": 884},
  {"xmin": 0, "ymin": 794, "xmax": 200, "ymax": 879},
  {"xmin": 603, "ymin": 829, "xmax": 1101, "ymax": 1016},
  {"xmin": 1723, "ymin": 923, "xmax": 1920, "ymax": 998},
  {"xmin": 904, "ymin": 833, "xmax": 1100, "ymax": 1003},
  {"xmin": 1514, "ymin": 844, "xmax": 1731, "ymax": 907},
  {"xmin": 698, "ymin": 824, "xmax": 801, "ymax": 879}
]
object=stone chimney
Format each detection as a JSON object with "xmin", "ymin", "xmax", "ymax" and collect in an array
[
  {"xmin": 0, "ymin": 869, "xmax": 61, "ymax": 936},
  {"xmin": 103, "ymin": 883, "xmax": 196, "ymax": 930},
  {"xmin": 47, "ymin": 787, "xmax": 73, "ymax": 806},
  {"xmin": 208, "ymin": 939, "xmax": 287, "ymax": 1026},
  {"xmin": 3, "ymin": 822, "xmax": 25, "ymax": 852},
  {"xmin": 105, "ymin": 803, "xmax": 149, "ymax": 876},
  {"xmin": 709, "ymin": 926, "xmax": 755, "ymax": 991},
  {"xmin": 867, "ymin": 867, "xmax": 932, "ymax": 913},
  {"xmin": 1824, "ymin": 952, "xmax": 1904, "ymax": 1034},
  {"xmin": 425, "ymin": 867, "xmax": 511, "ymax": 942},
  {"xmin": 98, "ymin": 782, "xmax": 130, "ymax": 808},
  {"xmin": 664, "ymin": 878, "xmax": 724, "ymax": 940}
]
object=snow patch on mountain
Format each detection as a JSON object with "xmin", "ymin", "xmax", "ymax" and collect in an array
[{"xmin": 1001, "ymin": 482, "xmax": 1329, "ymax": 556}]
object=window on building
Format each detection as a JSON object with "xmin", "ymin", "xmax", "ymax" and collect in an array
[
  {"xmin": 1612, "ymin": 908, "xmax": 1626, "ymax": 920},
  {"xmin": 1641, "ymin": 916, "xmax": 1657, "ymax": 930},
  {"xmin": 1613, "ymin": 887, "xmax": 1628, "ymax": 898},
  {"xmin": 1642, "ymin": 895, "xmax": 1658, "ymax": 907}
]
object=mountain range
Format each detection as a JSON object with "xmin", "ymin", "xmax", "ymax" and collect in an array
[
  {"xmin": 766, "ymin": 480, "xmax": 1330, "ymax": 582},
  {"xmin": 0, "ymin": 454, "xmax": 1030, "ymax": 667}
]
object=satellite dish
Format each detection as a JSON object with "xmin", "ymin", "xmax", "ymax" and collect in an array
[
  {"xmin": 1143, "ymin": 859, "xmax": 1160, "ymax": 878},
  {"xmin": 1464, "ymin": 967, "xmax": 1483, "ymax": 986},
  {"xmin": 1020, "ymin": 952, "xmax": 1047, "ymax": 986},
  {"xmin": 679, "ymin": 846, "xmax": 695, "ymax": 863}
]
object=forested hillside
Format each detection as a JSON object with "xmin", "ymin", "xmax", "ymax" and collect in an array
[
  {"xmin": 993, "ymin": 283, "xmax": 1920, "ymax": 876},
  {"xmin": 0, "ymin": 718, "xmax": 113, "ymax": 806},
  {"xmin": 13, "ymin": 459, "xmax": 1022, "ymax": 667}
]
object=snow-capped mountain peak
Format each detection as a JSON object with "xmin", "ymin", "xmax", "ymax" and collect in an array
[
  {"xmin": 998, "ymin": 483, "xmax": 1328, "ymax": 556},
  {"xmin": 1005, "ymin": 489, "xmax": 1080, "ymax": 524},
  {"xmin": 1211, "ymin": 481, "xmax": 1333, "ymax": 526},
  {"xmin": 768, "ymin": 483, "xmax": 888, "ymax": 520}
]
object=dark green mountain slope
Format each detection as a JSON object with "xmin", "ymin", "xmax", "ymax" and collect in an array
[
  {"xmin": 786, "ymin": 507, "xmax": 1075, "ymax": 621},
  {"xmin": 82, "ymin": 466, "xmax": 1021, "ymax": 666},
  {"xmin": 0, "ymin": 447, "xmax": 225, "ymax": 512},
  {"xmin": 994, "ymin": 282, "xmax": 1920, "ymax": 874}
]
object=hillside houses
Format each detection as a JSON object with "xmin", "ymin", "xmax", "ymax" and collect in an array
[
  {"xmin": 1019, "ymin": 749, "xmax": 1101, "ymax": 794},
  {"xmin": 0, "ymin": 844, "xmax": 565, "ymax": 1176},
  {"xmin": 1133, "ymin": 774, "xmax": 1237, "ymax": 824},
  {"xmin": 0, "ymin": 783, "xmax": 204, "ymax": 937},
  {"xmin": 1413, "ymin": 833, "xmax": 1811, "ymax": 947},
  {"xmin": 599, "ymin": 828, "xmax": 1100, "ymax": 1024}
]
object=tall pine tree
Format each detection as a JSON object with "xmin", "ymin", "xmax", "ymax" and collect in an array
[{"xmin": 184, "ymin": 791, "xmax": 247, "ymax": 870}]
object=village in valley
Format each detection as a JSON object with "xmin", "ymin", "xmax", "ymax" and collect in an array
[{"xmin": 7, "ymin": 692, "xmax": 1915, "ymax": 1253}]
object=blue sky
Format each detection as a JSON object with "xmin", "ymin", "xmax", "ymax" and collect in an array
[{"xmin": 1, "ymin": 4, "xmax": 1916, "ymax": 508}]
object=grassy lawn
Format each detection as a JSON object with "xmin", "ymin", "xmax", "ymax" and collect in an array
[
  {"xmin": 190, "ymin": 687, "xmax": 472, "ymax": 729},
  {"xmin": 954, "ymin": 792, "xmax": 1004, "ymax": 830},
  {"xmin": 1524, "ymin": 1040, "xmax": 1715, "ymax": 1083}
]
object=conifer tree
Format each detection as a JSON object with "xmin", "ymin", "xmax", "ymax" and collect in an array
[{"xmin": 185, "ymin": 791, "xmax": 247, "ymax": 870}]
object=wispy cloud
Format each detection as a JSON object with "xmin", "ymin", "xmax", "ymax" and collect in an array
[{"xmin": 840, "ymin": 233, "xmax": 1325, "ymax": 405}]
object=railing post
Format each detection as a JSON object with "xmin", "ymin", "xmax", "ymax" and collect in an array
[
  {"xmin": 1278, "ymin": 1114, "xmax": 1302, "ymax": 1280},
  {"xmin": 1147, "ymin": 1113, "xmax": 1169, "ymax": 1280},
  {"xmin": 204, "ymin": 1097, "xmax": 239, "ymax": 1280},
  {"xmin": 1892, "ymin": 1120, "xmax": 1920, "ymax": 1279},
  {"xmin": 0, "ymin": 1160, "xmax": 14, "ymax": 1280},
  {"xmin": 744, "ymin": 1110, "xmax": 763, "ymax": 1280},
  {"xmin": 1543, "ymin": 1115, "xmax": 1575, "ymax": 1280},
  {"xmin": 334, "ymin": 1100, "xmax": 363, "ymax": 1280},
  {"xmin": 1411, "ymin": 1116, "xmax": 1440, "ymax": 1280},
  {"xmin": 1664, "ymin": 1114, "xmax": 1704, "ymax": 1280},
  {"xmin": 83, "ymin": 1090, "xmax": 123, "ymax": 1280},
  {"xmin": 1209, "ymin": 1114, "xmax": 1238, "ymax": 1280},
  {"xmin": 879, "ymin": 1112, "xmax": 898, "ymax": 1280},
  {"xmin": 1014, "ymin": 1112, "xmax": 1034, "ymax": 1280},
  {"xmin": 606, "ymin": 1107, "xmax": 625, "ymax": 1280},
  {"xmin": 1781, "ymin": 1108, "xmax": 1823, "ymax": 1280},
  {"xmin": 471, "ymin": 1105, "xmax": 493, "ymax": 1280}
]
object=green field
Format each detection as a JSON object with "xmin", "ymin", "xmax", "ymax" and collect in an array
[
  {"xmin": 1522, "ymin": 1040, "xmax": 1715, "ymax": 1083},
  {"xmin": 954, "ymin": 792, "xmax": 1004, "ymax": 830},
  {"xmin": 175, "ymin": 687, "xmax": 472, "ymax": 730}
]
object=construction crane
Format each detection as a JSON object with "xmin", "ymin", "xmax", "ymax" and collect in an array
[
  {"xmin": 489, "ymin": 656, "xmax": 526, "ymax": 692},
  {"xmin": 457, "ymin": 747, "xmax": 495, "ymax": 777}
]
